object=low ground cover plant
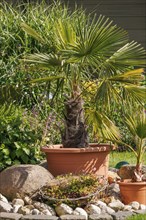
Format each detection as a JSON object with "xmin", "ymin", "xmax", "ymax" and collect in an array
[{"xmin": 40, "ymin": 173, "xmax": 106, "ymax": 208}]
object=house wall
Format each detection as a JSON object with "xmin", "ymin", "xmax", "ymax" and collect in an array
[
  {"xmin": 3, "ymin": 0, "xmax": 146, "ymax": 48},
  {"xmin": 60, "ymin": 0, "xmax": 146, "ymax": 48}
]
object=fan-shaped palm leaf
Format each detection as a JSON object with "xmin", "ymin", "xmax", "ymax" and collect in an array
[{"xmin": 86, "ymin": 108, "xmax": 120, "ymax": 141}]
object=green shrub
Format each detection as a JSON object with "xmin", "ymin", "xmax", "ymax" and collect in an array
[{"xmin": 0, "ymin": 104, "xmax": 43, "ymax": 171}]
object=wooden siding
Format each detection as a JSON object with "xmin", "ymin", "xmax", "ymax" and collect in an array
[
  {"xmin": 4, "ymin": 0, "xmax": 146, "ymax": 48},
  {"xmin": 60, "ymin": 0, "xmax": 146, "ymax": 48}
]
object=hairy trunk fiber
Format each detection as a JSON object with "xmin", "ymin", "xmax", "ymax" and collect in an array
[
  {"xmin": 62, "ymin": 96, "xmax": 89, "ymax": 148},
  {"xmin": 132, "ymin": 163, "xmax": 144, "ymax": 182}
]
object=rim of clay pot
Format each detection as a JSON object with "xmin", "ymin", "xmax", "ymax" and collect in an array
[
  {"xmin": 118, "ymin": 179, "xmax": 146, "ymax": 186},
  {"xmin": 41, "ymin": 143, "xmax": 113, "ymax": 153}
]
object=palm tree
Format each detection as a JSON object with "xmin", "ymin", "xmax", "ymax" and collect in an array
[
  {"xmin": 123, "ymin": 111, "xmax": 146, "ymax": 182},
  {"xmin": 21, "ymin": 6, "xmax": 146, "ymax": 148}
]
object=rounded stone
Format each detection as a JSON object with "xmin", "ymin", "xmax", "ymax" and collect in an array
[
  {"xmin": 31, "ymin": 208, "xmax": 40, "ymax": 215},
  {"xmin": 85, "ymin": 204, "xmax": 101, "ymax": 215},
  {"xmin": 42, "ymin": 209, "xmax": 52, "ymax": 215},
  {"xmin": 0, "ymin": 201, "xmax": 12, "ymax": 212},
  {"xmin": 74, "ymin": 207, "xmax": 88, "ymax": 220},
  {"xmin": 0, "ymin": 164, "xmax": 54, "ymax": 200},
  {"xmin": 55, "ymin": 203, "xmax": 73, "ymax": 216},
  {"xmin": 18, "ymin": 206, "xmax": 31, "ymax": 215},
  {"xmin": 0, "ymin": 194, "xmax": 9, "ymax": 203},
  {"xmin": 12, "ymin": 198, "xmax": 24, "ymax": 206},
  {"xmin": 129, "ymin": 201, "xmax": 140, "ymax": 210}
]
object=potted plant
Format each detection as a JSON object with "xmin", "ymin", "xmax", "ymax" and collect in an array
[
  {"xmin": 118, "ymin": 110, "xmax": 146, "ymax": 205},
  {"xmin": 21, "ymin": 2, "xmax": 146, "ymax": 177}
]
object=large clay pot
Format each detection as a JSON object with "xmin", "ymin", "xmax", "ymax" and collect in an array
[
  {"xmin": 118, "ymin": 179, "xmax": 146, "ymax": 205},
  {"xmin": 41, "ymin": 143, "xmax": 112, "ymax": 177}
]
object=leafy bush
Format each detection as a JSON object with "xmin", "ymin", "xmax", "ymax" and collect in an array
[{"xmin": 0, "ymin": 104, "xmax": 43, "ymax": 171}]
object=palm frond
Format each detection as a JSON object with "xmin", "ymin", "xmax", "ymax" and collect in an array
[
  {"xmin": 55, "ymin": 19, "xmax": 76, "ymax": 50},
  {"xmin": 95, "ymin": 80, "xmax": 120, "ymax": 107},
  {"xmin": 86, "ymin": 108, "xmax": 120, "ymax": 141},
  {"xmin": 125, "ymin": 111, "xmax": 146, "ymax": 140},
  {"xmin": 23, "ymin": 53, "xmax": 62, "ymax": 68},
  {"xmin": 109, "ymin": 68, "xmax": 145, "ymax": 83},
  {"xmin": 123, "ymin": 85, "xmax": 146, "ymax": 104},
  {"xmin": 101, "ymin": 42, "xmax": 146, "ymax": 74}
]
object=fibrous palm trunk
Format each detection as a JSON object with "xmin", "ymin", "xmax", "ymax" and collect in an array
[{"xmin": 62, "ymin": 88, "xmax": 89, "ymax": 148}]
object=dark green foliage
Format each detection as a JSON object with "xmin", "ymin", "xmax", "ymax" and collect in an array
[{"xmin": 0, "ymin": 104, "xmax": 43, "ymax": 171}]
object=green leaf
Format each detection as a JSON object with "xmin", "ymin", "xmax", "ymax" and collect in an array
[
  {"xmin": 14, "ymin": 142, "xmax": 21, "ymax": 149},
  {"xmin": 2, "ymin": 148, "xmax": 10, "ymax": 156},
  {"xmin": 22, "ymin": 147, "xmax": 30, "ymax": 155},
  {"xmin": 13, "ymin": 160, "xmax": 21, "ymax": 165},
  {"xmin": 16, "ymin": 148, "xmax": 23, "ymax": 157},
  {"xmin": 21, "ymin": 154, "xmax": 29, "ymax": 163},
  {"xmin": 5, "ymin": 158, "xmax": 12, "ymax": 165}
]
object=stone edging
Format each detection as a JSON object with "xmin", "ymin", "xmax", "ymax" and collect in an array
[{"xmin": 0, "ymin": 211, "xmax": 146, "ymax": 220}]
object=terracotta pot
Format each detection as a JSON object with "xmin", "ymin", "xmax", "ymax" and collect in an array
[
  {"xmin": 118, "ymin": 179, "xmax": 146, "ymax": 205},
  {"xmin": 41, "ymin": 143, "xmax": 112, "ymax": 177}
]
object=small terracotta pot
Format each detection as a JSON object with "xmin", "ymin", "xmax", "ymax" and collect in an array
[
  {"xmin": 41, "ymin": 143, "xmax": 112, "ymax": 177},
  {"xmin": 118, "ymin": 179, "xmax": 146, "ymax": 205}
]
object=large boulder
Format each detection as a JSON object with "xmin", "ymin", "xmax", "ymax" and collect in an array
[
  {"xmin": 0, "ymin": 164, "xmax": 54, "ymax": 200},
  {"xmin": 118, "ymin": 165, "xmax": 146, "ymax": 179}
]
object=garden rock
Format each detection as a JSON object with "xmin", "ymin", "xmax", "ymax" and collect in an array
[
  {"xmin": 21, "ymin": 215, "xmax": 58, "ymax": 220},
  {"xmin": 123, "ymin": 205, "xmax": 132, "ymax": 211},
  {"xmin": 13, "ymin": 205, "xmax": 22, "ymax": 213},
  {"xmin": 134, "ymin": 209, "xmax": 146, "ymax": 214},
  {"xmin": 23, "ymin": 196, "xmax": 32, "ymax": 205},
  {"xmin": 0, "ymin": 194, "xmax": 9, "ymax": 203},
  {"xmin": 108, "ymin": 200, "xmax": 124, "ymax": 211},
  {"xmin": 107, "ymin": 183, "xmax": 120, "ymax": 200},
  {"xmin": 60, "ymin": 215, "xmax": 87, "ymax": 220},
  {"xmin": 108, "ymin": 171, "xmax": 120, "ymax": 184},
  {"xmin": 0, "ymin": 212, "xmax": 23, "ymax": 220},
  {"xmin": 95, "ymin": 200, "xmax": 107, "ymax": 208},
  {"xmin": 41, "ymin": 209, "xmax": 52, "ymax": 215},
  {"xmin": 55, "ymin": 203, "xmax": 73, "ymax": 216},
  {"xmin": 0, "ymin": 164, "xmax": 54, "ymax": 200},
  {"xmin": 33, "ymin": 201, "xmax": 56, "ymax": 215},
  {"xmin": 31, "ymin": 208, "xmax": 40, "ymax": 215},
  {"xmin": 85, "ymin": 204, "xmax": 101, "ymax": 215},
  {"xmin": 118, "ymin": 165, "xmax": 146, "ymax": 179},
  {"xmin": 12, "ymin": 198, "xmax": 25, "ymax": 206},
  {"xmin": 0, "ymin": 200, "xmax": 12, "ymax": 212},
  {"xmin": 18, "ymin": 206, "xmax": 31, "ymax": 215},
  {"xmin": 94, "ymin": 200, "xmax": 107, "ymax": 213},
  {"xmin": 89, "ymin": 213, "xmax": 113, "ymax": 220},
  {"xmin": 129, "ymin": 201, "xmax": 140, "ymax": 210},
  {"xmin": 106, "ymin": 206, "xmax": 115, "ymax": 215},
  {"xmin": 74, "ymin": 207, "xmax": 88, "ymax": 219},
  {"xmin": 111, "ymin": 211, "xmax": 134, "ymax": 220},
  {"xmin": 140, "ymin": 204, "xmax": 146, "ymax": 210},
  {"xmin": 18, "ymin": 205, "xmax": 34, "ymax": 214}
]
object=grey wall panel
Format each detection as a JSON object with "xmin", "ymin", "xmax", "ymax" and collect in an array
[{"xmin": 61, "ymin": 0, "xmax": 146, "ymax": 48}]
